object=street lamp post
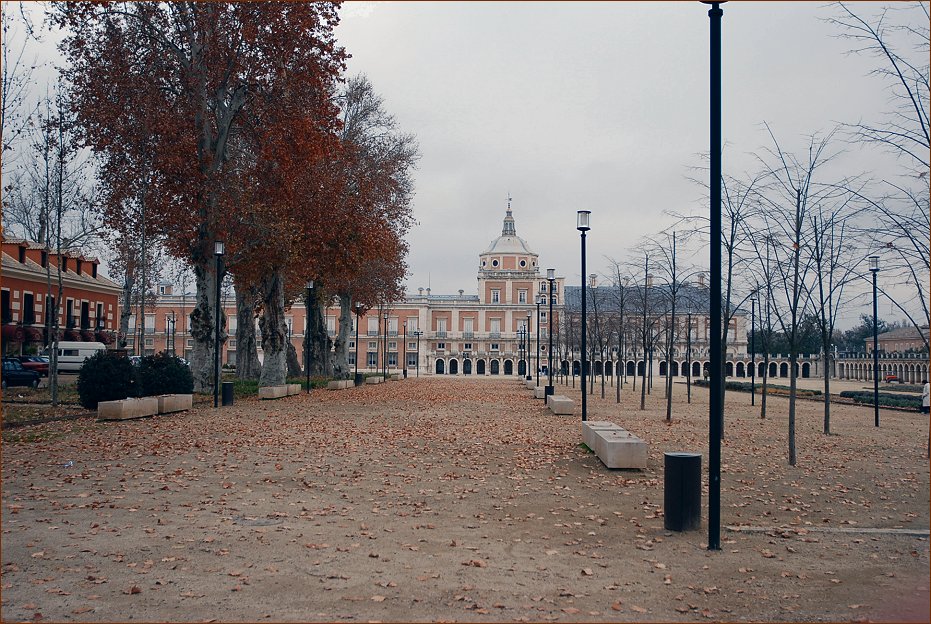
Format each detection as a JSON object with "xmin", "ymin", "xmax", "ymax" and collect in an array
[
  {"xmin": 517, "ymin": 325, "xmax": 525, "ymax": 377},
  {"xmin": 535, "ymin": 295, "xmax": 543, "ymax": 387},
  {"xmin": 546, "ymin": 268, "xmax": 556, "ymax": 399},
  {"xmin": 750, "ymin": 296, "xmax": 756, "ymax": 406},
  {"xmin": 869, "ymin": 255, "xmax": 880, "ymax": 427},
  {"xmin": 702, "ymin": 0, "xmax": 725, "ymax": 551},
  {"xmin": 577, "ymin": 210, "xmax": 590, "ymax": 422},
  {"xmin": 354, "ymin": 302, "xmax": 363, "ymax": 386},
  {"xmin": 414, "ymin": 330, "xmax": 422, "ymax": 377},
  {"xmin": 383, "ymin": 311, "xmax": 389, "ymax": 381},
  {"xmin": 526, "ymin": 312, "xmax": 533, "ymax": 380},
  {"xmin": 213, "ymin": 241, "xmax": 224, "ymax": 408},
  {"xmin": 686, "ymin": 304, "xmax": 692, "ymax": 404},
  {"xmin": 306, "ymin": 281, "xmax": 314, "ymax": 394},
  {"xmin": 403, "ymin": 321, "xmax": 408, "ymax": 378}
]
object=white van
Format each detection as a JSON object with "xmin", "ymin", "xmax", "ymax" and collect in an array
[{"xmin": 44, "ymin": 341, "xmax": 108, "ymax": 373}]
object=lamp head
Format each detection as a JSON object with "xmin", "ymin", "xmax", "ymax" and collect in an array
[
  {"xmin": 547, "ymin": 268, "xmax": 555, "ymax": 281},
  {"xmin": 576, "ymin": 210, "xmax": 591, "ymax": 232},
  {"xmin": 214, "ymin": 241, "xmax": 225, "ymax": 256},
  {"xmin": 868, "ymin": 256, "xmax": 880, "ymax": 272}
]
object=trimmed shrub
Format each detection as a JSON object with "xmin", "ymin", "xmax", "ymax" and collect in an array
[
  {"xmin": 138, "ymin": 352, "xmax": 194, "ymax": 396},
  {"xmin": 77, "ymin": 350, "xmax": 134, "ymax": 409},
  {"xmin": 838, "ymin": 390, "xmax": 921, "ymax": 409}
]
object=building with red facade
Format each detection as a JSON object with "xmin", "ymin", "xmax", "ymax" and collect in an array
[{"xmin": 1, "ymin": 236, "xmax": 121, "ymax": 355}]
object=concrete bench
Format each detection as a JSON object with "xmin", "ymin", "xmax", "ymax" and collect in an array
[
  {"xmin": 286, "ymin": 383, "xmax": 302, "ymax": 396},
  {"xmin": 258, "ymin": 385, "xmax": 288, "ymax": 400},
  {"xmin": 582, "ymin": 421, "xmax": 623, "ymax": 450},
  {"xmin": 525, "ymin": 379, "xmax": 536, "ymax": 390},
  {"xmin": 533, "ymin": 386, "xmax": 547, "ymax": 399},
  {"xmin": 582, "ymin": 421, "xmax": 648, "ymax": 470},
  {"xmin": 327, "ymin": 380, "xmax": 353, "ymax": 390},
  {"xmin": 390, "ymin": 373, "xmax": 403, "ymax": 381},
  {"xmin": 546, "ymin": 394, "xmax": 574, "ymax": 415},
  {"xmin": 365, "ymin": 376, "xmax": 384, "ymax": 385},
  {"xmin": 98, "ymin": 397, "xmax": 159, "ymax": 421},
  {"xmin": 156, "ymin": 394, "xmax": 193, "ymax": 414}
]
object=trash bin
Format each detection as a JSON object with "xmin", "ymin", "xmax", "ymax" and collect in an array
[
  {"xmin": 664, "ymin": 452, "xmax": 701, "ymax": 531},
  {"xmin": 354, "ymin": 373, "xmax": 364, "ymax": 386},
  {"xmin": 221, "ymin": 381, "xmax": 235, "ymax": 406}
]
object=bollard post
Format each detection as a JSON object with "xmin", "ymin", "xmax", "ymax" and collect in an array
[{"xmin": 664, "ymin": 452, "xmax": 702, "ymax": 531}]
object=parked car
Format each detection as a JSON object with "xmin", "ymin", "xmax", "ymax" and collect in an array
[
  {"xmin": 129, "ymin": 356, "xmax": 142, "ymax": 366},
  {"xmin": 884, "ymin": 374, "xmax": 899, "ymax": 383},
  {"xmin": 18, "ymin": 355, "xmax": 50, "ymax": 377},
  {"xmin": 2, "ymin": 358, "xmax": 41, "ymax": 389}
]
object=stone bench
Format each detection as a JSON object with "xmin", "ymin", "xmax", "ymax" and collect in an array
[
  {"xmin": 286, "ymin": 383, "xmax": 302, "ymax": 396},
  {"xmin": 365, "ymin": 376, "xmax": 384, "ymax": 385},
  {"xmin": 546, "ymin": 394, "xmax": 574, "ymax": 415},
  {"xmin": 327, "ymin": 380, "xmax": 354, "ymax": 390},
  {"xmin": 258, "ymin": 385, "xmax": 288, "ymax": 400},
  {"xmin": 525, "ymin": 379, "xmax": 536, "ymax": 390},
  {"xmin": 156, "ymin": 393, "xmax": 193, "ymax": 414},
  {"xmin": 533, "ymin": 386, "xmax": 547, "ymax": 399},
  {"xmin": 390, "ymin": 373, "xmax": 403, "ymax": 381},
  {"xmin": 98, "ymin": 397, "xmax": 159, "ymax": 421},
  {"xmin": 582, "ymin": 421, "xmax": 648, "ymax": 470},
  {"xmin": 582, "ymin": 421, "xmax": 623, "ymax": 450}
]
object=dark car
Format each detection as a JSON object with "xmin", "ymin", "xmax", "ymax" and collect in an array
[
  {"xmin": 2, "ymin": 358, "xmax": 41, "ymax": 389},
  {"xmin": 18, "ymin": 355, "xmax": 49, "ymax": 377}
]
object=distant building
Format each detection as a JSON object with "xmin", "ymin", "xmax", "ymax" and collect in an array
[
  {"xmin": 865, "ymin": 326, "xmax": 930, "ymax": 354},
  {"xmin": 1, "ymin": 236, "xmax": 121, "ymax": 355}
]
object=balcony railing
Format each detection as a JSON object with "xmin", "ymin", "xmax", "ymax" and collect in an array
[
  {"xmin": 435, "ymin": 330, "xmax": 447, "ymax": 338},
  {"xmin": 463, "ymin": 331, "xmax": 474, "ymax": 339},
  {"xmin": 489, "ymin": 332, "xmax": 501, "ymax": 339}
]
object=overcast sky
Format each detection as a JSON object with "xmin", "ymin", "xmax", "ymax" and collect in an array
[
  {"xmin": 4, "ymin": 1, "xmax": 925, "ymax": 329},
  {"xmin": 333, "ymin": 1, "xmax": 920, "ymax": 327}
]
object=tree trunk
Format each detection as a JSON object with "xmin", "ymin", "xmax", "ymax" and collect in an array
[
  {"xmin": 189, "ymin": 256, "xmax": 224, "ymax": 393},
  {"xmin": 306, "ymin": 286, "xmax": 330, "ymax": 376},
  {"xmin": 234, "ymin": 279, "xmax": 262, "ymax": 380},
  {"xmin": 822, "ymin": 340, "xmax": 832, "ymax": 435},
  {"xmin": 761, "ymin": 353, "xmax": 769, "ymax": 419},
  {"xmin": 286, "ymin": 341, "xmax": 302, "ymax": 377},
  {"xmin": 331, "ymin": 293, "xmax": 352, "ymax": 380},
  {"xmin": 118, "ymin": 271, "xmax": 134, "ymax": 350},
  {"xmin": 257, "ymin": 269, "xmax": 287, "ymax": 387},
  {"xmin": 788, "ymin": 352, "xmax": 797, "ymax": 466}
]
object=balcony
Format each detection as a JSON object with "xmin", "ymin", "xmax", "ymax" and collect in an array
[
  {"xmin": 489, "ymin": 332, "xmax": 501, "ymax": 339},
  {"xmin": 463, "ymin": 331, "xmax": 474, "ymax": 339},
  {"xmin": 435, "ymin": 330, "xmax": 447, "ymax": 338}
]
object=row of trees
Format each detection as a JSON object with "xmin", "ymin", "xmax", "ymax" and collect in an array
[
  {"xmin": 551, "ymin": 2, "xmax": 928, "ymax": 466},
  {"xmin": 2, "ymin": 3, "xmax": 419, "ymax": 393}
]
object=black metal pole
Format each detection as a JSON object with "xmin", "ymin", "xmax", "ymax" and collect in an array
[
  {"xmin": 751, "ymin": 297, "xmax": 756, "ymax": 406},
  {"xmin": 354, "ymin": 308, "xmax": 360, "ymax": 383},
  {"xmin": 548, "ymin": 279, "xmax": 555, "ymax": 391},
  {"xmin": 872, "ymin": 269, "xmax": 880, "ymax": 427},
  {"xmin": 687, "ymin": 309, "xmax": 692, "ymax": 404},
  {"xmin": 526, "ymin": 313, "xmax": 533, "ymax": 380},
  {"xmin": 706, "ymin": 0, "xmax": 723, "ymax": 552},
  {"xmin": 416, "ymin": 332, "xmax": 421, "ymax": 377},
  {"xmin": 403, "ymin": 322, "xmax": 407, "ymax": 378},
  {"xmin": 536, "ymin": 300, "xmax": 541, "ymax": 387},
  {"xmin": 213, "ymin": 254, "xmax": 222, "ymax": 408},
  {"xmin": 580, "ymin": 231, "xmax": 588, "ymax": 422},
  {"xmin": 383, "ymin": 314, "xmax": 388, "ymax": 381}
]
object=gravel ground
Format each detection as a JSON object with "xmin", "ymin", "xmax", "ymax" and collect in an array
[{"xmin": 2, "ymin": 376, "xmax": 928, "ymax": 622}]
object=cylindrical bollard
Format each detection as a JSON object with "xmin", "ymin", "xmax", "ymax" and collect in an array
[
  {"xmin": 354, "ymin": 373, "xmax": 364, "ymax": 386},
  {"xmin": 221, "ymin": 381, "xmax": 235, "ymax": 406},
  {"xmin": 664, "ymin": 452, "xmax": 702, "ymax": 531}
]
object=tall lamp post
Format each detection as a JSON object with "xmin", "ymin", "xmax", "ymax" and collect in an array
[
  {"xmin": 402, "ymin": 321, "xmax": 408, "ymax": 378},
  {"xmin": 686, "ymin": 303, "xmax": 692, "ymax": 404},
  {"xmin": 213, "ymin": 240, "xmax": 224, "ymax": 408},
  {"xmin": 353, "ymin": 302, "xmax": 363, "ymax": 386},
  {"xmin": 413, "ymin": 330, "xmax": 422, "ymax": 378},
  {"xmin": 869, "ymin": 255, "xmax": 880, "ymax": 427},
  {"xmin": 702, "ymin": 0, "xmax": 725, "ymax": 551},
  {"xmin": 546, "ymin": 268, "xmax": 556, "ymax": 398},
  {"xmin": 517, "ymin": 325, "xmax": 525, "ymax": 377},
  {"xmin": 750, "ymin": 296, "xmax": 756, "ymax": 406},
  {"xmin": 577, "ymin": 210, "xmax": 590, "ymax": 422},
  {"xmin": 535, "ymin": 295, "xmax": 543, "ymax": 387},
  {"xmin": 526, "ymin": 311, "xmax": 533, "ymax": 381},
  {"xmin": 383, "ymin": 311, "xmax": 389, "ymax": 381},
  {"xmin": 306, "ymin": 281, "xmax": 314, "ymax": 393}
]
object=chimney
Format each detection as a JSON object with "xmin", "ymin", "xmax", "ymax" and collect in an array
[
  {"xmin": 418, "ymin": 287, "xmax": 424, "ymax": 296},
  {"xmin": 426, "ymin": 287, "xmax": 431, "ymax": 297},
  {"xmin": 646, "ymin": 274, "xmax": 654, "ymax": 288},
  {"xmin": 458, "ymin": 289, "xmax": 464, "ymax": 297}
]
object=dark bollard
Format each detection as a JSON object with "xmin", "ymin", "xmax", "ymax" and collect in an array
[
  {"xmin": 354, "ymin": 373, "xmax": 364, "ymax": 387},
  {"xmin": 664, "ymin": 452, "xmax": 702, "ymax": 531},
  {"xmin": 221, "ymin": 381, "xmax": 235, "ymax": 406}
]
